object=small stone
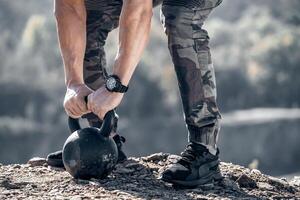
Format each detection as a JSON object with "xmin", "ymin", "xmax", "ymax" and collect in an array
[
  {"xmin": 236, "ymin": 174, "xmax": 257, "ymax": 188},
  {"xmin": 89, "ymin": 181, "xmax": 100, "ymax": 186},
  {"xmin": 167, "ymin": 155, "xmax": 181, "ymax": 164},
  {"xmin": 27, "ymin": 157, "xmax": 47, "ymax": 167},
  {"xmin": 158, "ymin": 161, "xmax": 164, "ymax": 166},
  {"xmin": 13, "ymin": 164, "xmax": 21, "ymax": 169},
  {"xmin": 222, "ymin": 178, "xmax": 239, "ymax": 190},
  {"xmin": 142, "ymin": 153, "xmax": 169, "ymax": 162},
  {"xmin": 268, "ymin": 176, "xmax": 287, "ymax": 187},
  {"xmin": 2, "ymin": 190, "xmax": 11, "ymax": 195},
  {"xmin": 70, "ymin": 196, "xmax": 82, "ymax": 200},
  {"xmin": 257, "ymin": 182, "xmax": 273, "ymax": 190},
  {"xmin": 0, "ymin": 179, "xmax": 21, "ymax": 189},
  {"xmin": 290, "ymin": 176, "xmax": 300, "ymax": 187},
  {"xmin": 251, "ymin": 169, "xmax": 262, "ymax": 176}
]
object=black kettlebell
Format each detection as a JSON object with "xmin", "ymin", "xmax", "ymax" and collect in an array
[{"xmin": 62, "ymin": 106, "xmax": 118, "ymax": 180}]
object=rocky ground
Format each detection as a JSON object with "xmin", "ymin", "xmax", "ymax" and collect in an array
[{"xmin": 0, "ymin": 153, "xmax": 299, "ymax": 200}]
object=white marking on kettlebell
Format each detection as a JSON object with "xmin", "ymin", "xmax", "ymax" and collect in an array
[{"xmin": 69, "ymin": 160, "xmax": 77, "ymax": 167}]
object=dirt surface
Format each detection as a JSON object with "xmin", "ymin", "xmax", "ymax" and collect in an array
[{"xmin": 0, "ymin": 153, "xmax": 299, "ymax": 200}]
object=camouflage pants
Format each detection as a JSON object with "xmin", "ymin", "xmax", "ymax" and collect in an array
[{"xmin": 83, "ymin": 0, "xmax": 222, "ymax": 153}]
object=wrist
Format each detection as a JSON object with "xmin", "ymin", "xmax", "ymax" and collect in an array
[
  {"xmin": 113, "ymin": 73, "xmax": 129, "ymax": 87},
  {"xmin": 105, "ymin": 74, "xmax": 129, "ymax": 93},
  {"xmin": 66, "ymin": 79, "xmax": 85, "ymax": 88},
  {"xmin": 112, "ymin": 60, "xmax": 130, "ymax": 86}
]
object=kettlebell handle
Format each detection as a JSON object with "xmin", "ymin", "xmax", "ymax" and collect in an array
[{"xmin": 68, "ymin": 96, "xmax": 116, "ymax": 138}]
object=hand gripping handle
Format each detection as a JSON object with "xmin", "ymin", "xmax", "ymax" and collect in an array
[{"xmin": 67, "ymin": 96, "xmax": 116, "ymax": 138}]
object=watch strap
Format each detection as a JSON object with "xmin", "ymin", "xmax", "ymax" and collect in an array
[
  {"xmin": 117, "ymin": 84, "xmax": 128, "ymax": 93},
  {"xmin": 106, "ymin": 75, "xmax": 128, "ymax": 93}
]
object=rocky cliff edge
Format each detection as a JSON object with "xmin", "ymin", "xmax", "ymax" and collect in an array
[{"xmin": 0, "ymin": 153, "xmax": 299, "ymax": 200}]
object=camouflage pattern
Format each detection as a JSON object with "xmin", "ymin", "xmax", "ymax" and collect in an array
[
  {"xmin": 82, "ymin": 0, "xmax": 223, "ymax": 153},
  {"xmin": 83, "ymin": 0, "xmax": 122, "ymax": 128},
  {"xmin": 160, "ymin": 1, "xmax": 222, "ymax": 154}
]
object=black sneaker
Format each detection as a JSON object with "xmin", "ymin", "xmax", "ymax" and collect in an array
[
  {"xmin": 46, "ymin": 150, "xmax": 64, "ymax": 168},
  {"xmin": 46, "ymin": 134, "xmax": 127, "ymax": 168},
  {"xmin": 159, "ymin": 142, "xmax": 222, "ymax": 187},
  {"xmin": 112, "ymin": 134, "xmax": 127, "ymax": 163}
]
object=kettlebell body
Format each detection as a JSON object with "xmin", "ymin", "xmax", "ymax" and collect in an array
[{"xmin": 62, "ymin": 110, "xmax": 118, "ymax": 180}]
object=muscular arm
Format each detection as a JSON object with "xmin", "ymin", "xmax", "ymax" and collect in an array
[
  {"xmin": 113, "ymin": 0, "xmax": 153, "ymax": 85},
  {"xmin": 54, "ymin": 0, "xmax": 92, "ymax": 118},
  {"xmin": 88, "ymin": 0, "xmax": 153, "ymax": 119},
  {"xmin": 54, "ymin": 0, "xmax": 86, "ymax": 86}
]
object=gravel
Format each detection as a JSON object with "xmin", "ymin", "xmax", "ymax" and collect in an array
[{"xmin": 0, "ymin": 153, "xmax": 299, "ymax": 200}]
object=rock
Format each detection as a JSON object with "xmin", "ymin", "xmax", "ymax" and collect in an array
[
  {"xmin": 257, "ymin": 182, "xmax": 273, "ymax": 190},
  {"xmin": 290, "ymin": 176, "xmax": 300, "ymax": 187},
  {"xmin": 167, "ymin": 154, "xmax": 181, "ymax": 164},
  {"xmin": 268, "ymin": 176, "xmax": 288, "ymax": 188},
  {"xmin": 70, "ymin": 196, "xmax": 82, "ymax": 200},
  {"xmin": 250, "ymin": 169, "xmax": 262, "ymax": 176},
  {"xmin": 27, "ymin": 157, "xmax": 47, "ymax": 167},
  {"xmin": 222, "ymin": 178, "xmax": 240, "ymax": 191},
  {"xmin": 0, "ymin": 179, "xmax": 20, "ymax": 189},
  {"xmin": 13, "ymin": 164, "xmax": 21, "ymax": 169},
  {"xmin": 235, "ymin": 174, "xmax": 257, "ymax": 189},
  {"xmin": 142, "ymin": 153, "xmax": 169, "ymax": 162}
]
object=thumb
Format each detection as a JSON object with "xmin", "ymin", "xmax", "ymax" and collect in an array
[{"xmin": 86, "ymin": 94, "xmax": 92, "ymax": 111}]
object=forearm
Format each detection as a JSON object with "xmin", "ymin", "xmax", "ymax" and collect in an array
[
  {"xmin": 54, "ymin": 0, "xmax": 86, "ymax": 86},
  {"xmin": 113, "ymin": 0, "xmax": 153, "ymax": 86}
]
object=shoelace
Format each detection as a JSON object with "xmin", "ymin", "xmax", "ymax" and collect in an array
[
  {"xmin": 179, "ymin": 143, "xmax": 198, "ymax": 165},
  {"xmin": 179, "ymin": 143, "xmax": 210, "ymax": 166}
]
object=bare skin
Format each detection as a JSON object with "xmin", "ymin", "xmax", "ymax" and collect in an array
[{"xmin": 54, "ymin": 0, "xmax": 153, "ymax": 119}]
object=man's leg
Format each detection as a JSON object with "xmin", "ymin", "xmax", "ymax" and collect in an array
[{"xmin": 160, "ymin": 0, "xmax": 223, "ymax": 186}]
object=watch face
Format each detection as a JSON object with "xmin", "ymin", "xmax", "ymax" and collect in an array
[{"xmin": 106, "ymin": 77, "xmax": 117, "ymax": 90}]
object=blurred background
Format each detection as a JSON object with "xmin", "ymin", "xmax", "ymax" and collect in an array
[{"xmin": 0, "ymin": 0, "xmax": 299, "ymax": 177}]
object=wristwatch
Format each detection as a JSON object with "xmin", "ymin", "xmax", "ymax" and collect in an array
[{"xmin": 105, "ymin": 75, "xmax": 128, "ymax": 93}]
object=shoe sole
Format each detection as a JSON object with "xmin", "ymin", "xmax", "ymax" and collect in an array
[{"xmin": 160, "ymin": 170, "xmax": 223, "ymax": 187}]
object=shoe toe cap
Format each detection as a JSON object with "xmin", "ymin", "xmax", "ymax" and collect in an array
[
  {"xmin": 160, "ymin": 164, "xmax": 190, "ymax": 182},
  {"xmin": 160, "ymin": 169, "xmax": 173, "ymax": 181}
]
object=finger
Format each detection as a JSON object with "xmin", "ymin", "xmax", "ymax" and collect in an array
[
  {"xmin": 87, "ymin": 94, "xmax": 93, "ymax": 111},
  {"xmin": 75, "ymin": 98, "xmax": 88, "ymax": 114},
  {"xmin": 65, "ymin": 106, "xmax": 80, "ymax": 118},
  {"xmin": 67, "ymin": 102, "xmax": 82, "ymax": 118},
  {"xmin": 71, "ymin": 103, "xmax": 83, "ymax": 117}
]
